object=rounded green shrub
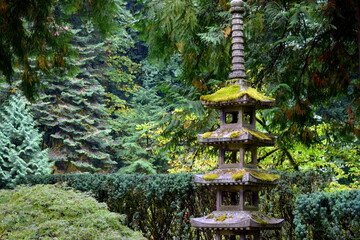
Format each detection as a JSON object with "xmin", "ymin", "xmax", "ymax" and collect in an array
[{"xmin": 0, "ymin": 184, "xmax": 145, "ymax": 240}]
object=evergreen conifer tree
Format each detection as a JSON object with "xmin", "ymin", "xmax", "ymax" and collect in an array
[
  {"xmin": 0, "ymin": 93, "xmax": 52, "ymax": 188},
  {"xmin": 32, "ymin": 22, "xmax": 115, "ymax": 173},
  {"xmin": 115, "ymin": 71, "xmax": 170, "ymax": 173}
]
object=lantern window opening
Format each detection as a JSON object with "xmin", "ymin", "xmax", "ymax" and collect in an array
[
  {"xmin": 221, "ymin": 191, "xmax": 241, "ymax": 206},
  {"xmin": 244, "ymin": 149, "xmax": 252, "ymax": 164},
  {"xmin": 243, "ymin": 190, "xmax": 259, "ymax": 209},
  {"xmin": 225, "ymin": 111, "xmax": 239, "ymax": 124},
  {"xmin": 224, "ymin": 150, "xmax": 240, "ymax": 164}
]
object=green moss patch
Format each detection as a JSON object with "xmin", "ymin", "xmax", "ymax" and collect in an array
[
  {"xmin": 202, "ymin": 132, "xmax": 215, "ymax": 139},
  {"xmin": 206, "ymin": 214, "xmax": 215, "ymax": 219},
  {"xmin": 200, "ymin": 85, "xmax": 274, "ymax": 103},
  {"xmin": 215, "ymin": 214, "xmax": 233, "ymax": 222},
  {"xmin": 231, "ymin": 170, "xmax": 280, "ymax": 182},
  {"xmin": 252, "ymin": 216, "xmax": 268, "ymax": 224},
  {"xmin": 247, "ymin": 129, "xmax": 272, "ymax": 140},
  {"xmin": 231, "ymin": 170, "xmax": 246, "ymax": 180},
  {"xmin": 230, "ymin": 131, "xmax": 243, "ymax": 139},
  {"xmin": 202, "ymin": 174, "xmax": 219, "ymax": 180},
  {"xmin": 250, "ymin": 171, "xmax": 280, "ymax": 181}
]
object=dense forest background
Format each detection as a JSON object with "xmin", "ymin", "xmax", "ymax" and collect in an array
[{"xmin": 0, "ymin": 0, "xmax": 359, "ymax": 238}]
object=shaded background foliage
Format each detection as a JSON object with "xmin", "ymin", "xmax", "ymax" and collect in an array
[{"xmin": 0, "ymin": 0, "xmax": 121, "ymax": 100}]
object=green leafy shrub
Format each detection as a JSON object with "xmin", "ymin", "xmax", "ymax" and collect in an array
[
  {"xmin": 0, "ymin": 184, "xmax": 145, "ymax": 240},
  {"xmin": 294, "ymin": 190, "xmax": 360, "ymax": 240}
]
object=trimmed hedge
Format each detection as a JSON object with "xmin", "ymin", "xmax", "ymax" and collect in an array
[{"xmin": 18, "ymin": 170, "xmax": 359, "ymax": 240}]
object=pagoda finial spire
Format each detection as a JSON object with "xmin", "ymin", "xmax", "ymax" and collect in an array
[{"xmin": 229, "ymin": 0, "xmax": 249, "ymax": 89}]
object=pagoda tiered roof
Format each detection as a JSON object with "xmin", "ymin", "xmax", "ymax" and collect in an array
[
  {"xmin": 194, "ymin": 168, "xmax": 280, "ymax": 187},
  {"xmin": 191, "ymin": 210, "xmax": 283, "ymax": 231},
  {"xmin": 200, "ymin": 83, "xmax": 274, "ymax": 109},
  {"xmin": 198, "ymin": 127, "xmax": 275, "ymax": 147}
]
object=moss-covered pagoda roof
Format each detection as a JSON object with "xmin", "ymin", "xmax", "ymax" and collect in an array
[
  {"xmin": 198, "ymin": 127, "xmax": 275, "ymax": 146},
  {"xmin": 200, "ymin": 84, "xmax": 275, "ymax": 109},
  {"xmin": 191, "ymin": 210, "xmax": 283, "ymax": 231},
  {"xmin": 195, "ymin": 168, "xmax": 280, "ymax": 186}
]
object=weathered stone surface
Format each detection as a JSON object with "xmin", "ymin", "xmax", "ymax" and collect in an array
[
  {"xmin": 198, "ymin": 127, "xmax": 274, "ymax": 146},
  {"xmin": 232, "ymin": 38, "xmax": 244, "ymax": 44},
  {"xmin": 191, "ymin": 211, "xmax": 283, "ymax": 230},
  {"xmin": 232, "ymin": 64, "xmax": 245, "ymax": 71},
  {"xmin": 232, "ymin": 18, "xmax": 244, "ymax": 25},
  {"xmin": 232, "ymin": 25, "xmax": 243, "ymax": 31},
  {"xmin": 232, "ymin": 31, "xmax": 244, "ymax": 38},
  {"xmin": 232, "ymin": 50, "xmax": 244, "ymax": 57},
  {"xmin": 232, "ymin": 43, "xmax": 244, "ymax": 50},
  {"xmin": 229, "ymin": 71, "xmax": 247, "ymax": 79}
]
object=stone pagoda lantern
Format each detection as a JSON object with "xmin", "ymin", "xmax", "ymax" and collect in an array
[{"xmin": 190, "ymin": 0, "xmax": 283, "ymax": 239}]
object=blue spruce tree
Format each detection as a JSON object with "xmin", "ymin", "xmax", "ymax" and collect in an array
[{"xmin": 0, "ymin": 93, "xmax": 52, "ymax": 188}]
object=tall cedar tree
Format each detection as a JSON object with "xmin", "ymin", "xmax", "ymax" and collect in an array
[
  {"xmin": 0, "ymin": 93, "xmax": 52, "ymax": 188},
  {"xmin": 32, "ymin": 22, "xmax": 115, "ymax": 173}
]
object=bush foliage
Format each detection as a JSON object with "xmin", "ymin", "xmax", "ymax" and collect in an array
[
  {"xmin": 294, "ymin": 190, "xmax": 360, "ymax": 240},
  {"xmin": 0, "ymin": 184, "xmax": 145, "ymax": 240},
  {"xmin": 260, "ymin": 170, "xmax": 333, "ymax": 239},
  {"xmin": 20, "ymin": 171, "xmax": 359, "ymax": 240}
]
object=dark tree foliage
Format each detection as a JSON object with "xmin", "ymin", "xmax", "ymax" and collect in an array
[
  {"xmin": 137, "ymin": 0, "xmax": 232, "ymax": 93},
  {"xmin": 0, "ymin": 0, "xmax": 120, "ymax": 100},
  {"xmin": 246, "ymin": 0, "xmax": 359, "ymax": 145},
  {"xmin": 260, "ymin": 169, "xmax": 333, "ymax": 239}
]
